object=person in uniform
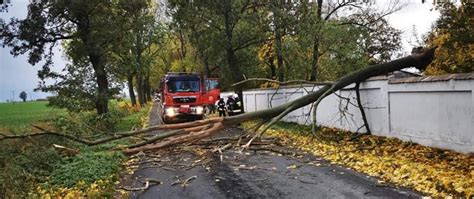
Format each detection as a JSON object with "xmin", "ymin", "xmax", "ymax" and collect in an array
[
  {"xmin": 226, "ymin": 95, "xmax": 235, "ymax": 116},
  {"xmin": 217, "ymin": 98, "xmax": 226, "ymax": 117},
  {"xmin": 232, "ymin": 94, "xmax": 242, "ymax": 115}
]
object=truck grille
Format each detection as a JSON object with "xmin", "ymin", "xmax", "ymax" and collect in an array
[{"xmin": 173, "ymin": 97, "xmax": 196, "ymax": 103}]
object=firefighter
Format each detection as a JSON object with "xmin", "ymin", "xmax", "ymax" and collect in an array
[
  {"xmin": 217, "ymin": 98, "xmax": 226, "ymax": 117},
  {"xmin": 232, "ymin": 94, "xmax": 242, "ymax": 115},
  {"xmin": 226, "ymin": 95, "xmax": 235, "ymax": 116}
]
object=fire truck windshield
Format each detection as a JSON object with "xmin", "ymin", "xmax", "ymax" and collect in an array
[{"xmin": 167, "ymin": 80, "xmax": 200, "ymax": 93}]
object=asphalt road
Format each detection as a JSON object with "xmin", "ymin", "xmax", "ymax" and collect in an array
[{"xmin": 119, "ymin": 102, "xmax": 421, "ymax": 199}]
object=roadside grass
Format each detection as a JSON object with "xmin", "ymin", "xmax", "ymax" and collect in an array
[
  {"xmin": 0, "ymin": 101, "xmax": 65, "ymax": 130},
  {"xmin": 246, "ymin": 121, "xmax": 473, "ymax": 198},
  {"xmin": 0, "ymin": 100, "xmax": 151, "ymax": 198},
  {"xmin": 35, "ymin": 101, "xmax": 151, "ymax": 197}
]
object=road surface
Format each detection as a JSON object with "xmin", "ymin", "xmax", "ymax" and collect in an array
[{"xmin": 118, "ymin": 102, "xmax": 421, "ymax": 199}]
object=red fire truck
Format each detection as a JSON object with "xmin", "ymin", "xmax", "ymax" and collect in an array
[{"xmin": 159, "ymin": 72, "xmax": 220, "ymax": 123}]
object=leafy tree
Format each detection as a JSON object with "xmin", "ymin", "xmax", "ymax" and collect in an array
[
  {"xmin": 424, "ymin": 1, "xmax": 473, "ymax": 75},
  {"xmin": 295, "ymin": 1, "xmax": 402, "ymax": 81},
  {"xmin": 19, "ymin": 91, "xmax": 27, "ymax": 102},
  {"xmin": 316, "ymin": 21, "xmax": 368, "ymax": 81},
  {"xmin": 344, "ymin": 10, "xmax": 402, "ymax": 65},
  {"xmin": 0, "ymin": 0, "xmax": 125, "ymax": 114},
  {"xmin": 167, "ymin": 0, "xmax": 268, "ymax": 108},
  {"xmin": 263, "ymin": 1, "xmax": 298, "ymax": 81},
  {"xmin": 112, "ymin": 0, "xmax": 164, "ymax": 106},
  {"xmin": 255, "ymin": 2, "xmax": 402, "ymax": 81}
]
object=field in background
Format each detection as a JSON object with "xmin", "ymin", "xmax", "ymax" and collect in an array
[{"xmin": 0, "ymin": 101, "xmax": 65, "ymax": 129}]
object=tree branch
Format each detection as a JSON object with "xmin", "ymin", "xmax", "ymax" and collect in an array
[
  {"xmin": 0, "ymin": 48, "xmax": 437, "ymax": 155},
  {"xmin": 355, "ymin": 83, "xmax": 371, "ymax": 134},
  {"xmin": 231, "ymin": 78, "xmax": 332, "ymax": 88}
]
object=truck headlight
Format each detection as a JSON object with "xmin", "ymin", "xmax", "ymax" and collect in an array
[
  {"xmin": 191, "ymin": 106, "xmax": 204, "ymax": 114},
  {"xmin": 165, "ymin": 107, "xmax": 176, "ymax": 117},
  {"xmin": 195, "ymin": 106, "xmax": 204, "ymax": 114}
]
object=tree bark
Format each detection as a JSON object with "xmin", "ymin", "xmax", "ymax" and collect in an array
[
  {"xmin": 275, "ymin": 31, "xmax": 285, "ymax": 82},
  {"xmin": 144, "ymin": 73, "xmax": 151, "ymax": 102},
  {"xmin": 355, "ymin": 83, "xmax": 371, "ymax": 134},
  {"xmin": 90, "ymin": 53, "xmax": 109, "ymax": 115},
  {"xmin": 223, "ymin": 0, "xmax": 246, "ymax": 112},
  {"xmin": 122, "ymin": 47, "xmax": 436, "ymax": 154},
  {"xmin": 268, "ymin": 57, "xmax": 277, "ymax": 79},
  {"xmin": 309, "ymin": 0, "xmax": 323, "ymax": 81},
  {"xmin": 309, "ymin": 36, "xmax": 320, "ymax": 81},
  {"xmin": 3, "ymin": 48, "xmax": 435, "ymax": 154},
  {"xmin": 136, "ymin": 72, "xmax": 145, "ymax": 106},
  {"xmin": 127, "ymin": 73, "xmax": 137, "ymax": 106},
  {"xmin": 135, "ymin": 31, "xmax": 146, "ymax": 106}
]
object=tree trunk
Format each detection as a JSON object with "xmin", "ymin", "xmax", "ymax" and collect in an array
[
  {"xmin": 135, "ymin": 32, "xmax": 146, "ymax": 106},
  {"xmin": 122, "ymin": 48, "xmax": 436, "ymax": 153},
  {"xmin": 127, "ymin": 74, "xmax": 137, "ymax": 106},
  {"xmin": 78, "ymin": 16, "xmax": 109, "ymax": 115},
  {"xmin": 220, "ymin": 47, "xmax": 436, "ymax": 127},
  {"xmin": 223, "ymin": 0, "xmax": 245, "ymax": 111},
  {"xmin": 268, "ymin": 57, "xmax": 277, "ymax": 79},
  {"xmin": 275, "ymin": 30, "xmax": 285, "ymax": 82},
  {"xmin": 90, "ymin": 53, "xmax": 109, "ymax": 115},
  {"xmin": 178, "ymin": 30, "xmax": 187, "ymax": 72},
  {"xmin": 309, "ymin": 36, "xmax": 320, "ymax": 81},
  {"xmin": 309, "ymin": 0, "xmax": 323, "ymax": 81},
  {"xmin": 11, "ymin": 48, "xmax": 435, "ymax": 154},
  {"xmin": 355, "ymin": 83, "xmax": 371, "ymax": 134},
  {"xmin": 136, "ymin": 73, "xmax": 145, "ymax": 106},
  {"xmin": 204, "ymin": 58, "xmax": 211, "ymax": 78},
  {"xmin": 144, "ymin": 73, "xmax": 151, "ymax": 102}
]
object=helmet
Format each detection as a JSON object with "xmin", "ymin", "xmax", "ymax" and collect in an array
[{"xmin": 233, "ymin": 93, "xmax": 238, "ymax": 98}]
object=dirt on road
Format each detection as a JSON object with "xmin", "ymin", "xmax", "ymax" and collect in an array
[{"xmin": 117, "ymin": 102, "xmax": 421, "ymax": 199}]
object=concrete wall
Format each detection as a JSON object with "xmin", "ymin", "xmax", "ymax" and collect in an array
[{"xmin": 231, "ymin": 74, "xmax": 474, "ymax": 154}]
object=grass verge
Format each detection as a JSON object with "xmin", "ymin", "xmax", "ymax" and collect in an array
[{"xmin": 0, "ymin": 100, "xmax": 151, "ymax": 198}]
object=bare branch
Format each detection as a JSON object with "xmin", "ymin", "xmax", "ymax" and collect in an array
[
  {"xmin": 120, "ymin": 179, "xmax": 162, "ymax": 192},
  {"xmin": 355, "ymin": 83, "xmax": 371, "ymax": 134}
]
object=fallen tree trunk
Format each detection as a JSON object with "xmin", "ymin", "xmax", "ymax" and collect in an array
[
  {"xmin": 122, "ymin": 47, "xmax": 436, "ymax": 154},
  {"xmin": 0, "ymin": 47, "xmax": 436, "ymax": 154}
]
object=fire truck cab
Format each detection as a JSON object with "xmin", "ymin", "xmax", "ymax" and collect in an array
[{"xmin": 159, "ymin": 72, "xmax": 220, "ymax": 123}]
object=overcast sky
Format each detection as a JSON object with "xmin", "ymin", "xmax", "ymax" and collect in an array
[{"xmin": 0, "ymin": 0, "xmax": 440, "ymax": 102}]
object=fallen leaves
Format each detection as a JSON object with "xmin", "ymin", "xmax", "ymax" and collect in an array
[{"xmin": 252, "ymin": 123, "xmax": 474, "ymax": 198}]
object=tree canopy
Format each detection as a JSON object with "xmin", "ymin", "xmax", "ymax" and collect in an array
[
  {"xmin": 19, "ymin": 91, "xmax": 27, "ymax": 102},
  {"xmin": 424, "ymin": 1, "xmax": 473, "ymax": 75},
  {"xmin": 3, "ymin": 0, "xmax": 465, "ymax": 115}
]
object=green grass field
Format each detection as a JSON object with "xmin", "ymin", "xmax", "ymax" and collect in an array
[{"xmin": 0, "ymin": 101, "xmax": 65, "ymax": 129}]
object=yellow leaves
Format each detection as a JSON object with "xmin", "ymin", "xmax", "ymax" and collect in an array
[
  {"xmin": 425, "ymin": 31, "xmax": 473, "ymax": 75},
  {"xmin": 259, "ymin": 81, "xmax": 279, "ymax": 89},
  {"xmin": 34, "ymin": 177, "xmax": 115, "ymax": 199},
  {"xmin": 258, "ymin": 122, "xmax": 474, "ymax": 198},
  {"xmin": 257, "ymin": 41, "xmax": 274, "ymax": 61},
  {"xmin": 117, "ymin": 101, "xmax": 141, "ymax": 113}
]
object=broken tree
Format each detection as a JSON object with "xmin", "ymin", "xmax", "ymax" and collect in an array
[{"xmin": 0, "ymin": 47, "xmax": 436, "ymax": 155}]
